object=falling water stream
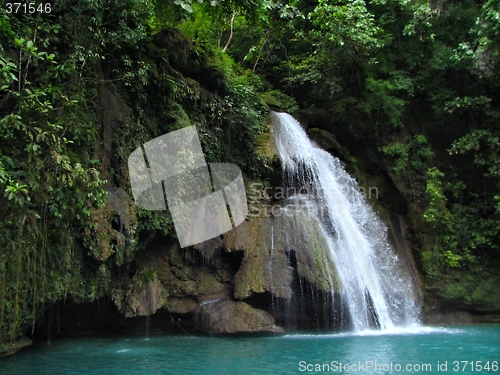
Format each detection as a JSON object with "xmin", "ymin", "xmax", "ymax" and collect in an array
[{"xmin": 271, "ymin": 112, "xmax": 420, "ymax": 332}]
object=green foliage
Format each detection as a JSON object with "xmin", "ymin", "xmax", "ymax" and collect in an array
[
  {"xmin": 422, "ymin": 166, "xmax": 499, "ymax": 288},
  {"xmin": 0, "ymin": 0, "xmax": 269, "ymax": 339},
  {"xmin": 1, "ymin": 0, "xmax": 500, "ymax": 336},
  {"xmin": 381, "ymin": 141, "xmax": 411, "ymax": 174},
  {"xmin": 450, "ymin": 129, "xmax": 500, "ymax": 178},
  {"xmin": 0, "ymin": 9, "xmax": 112, "ymax": 338},
  {"xmin": 457, "ymin": 0, "xmax": 500, "ymax": 79},
  {"xmin": 423, "ymin": 167, "xmax": 451, "ymax": 225},
  {"xmin": 309, "ymin": 0, "xmax": 382, "ymax": 50},
  {"xmin": 361, "ymin": 76, "xmax": 407, "ymax": 127},
  {"xmin": 282, "ymin": 0, "xmax": 384, "ymax": 108},
  {"xmin": 381, "ymin": 135, "xmax": 433, "ymax": 176}
]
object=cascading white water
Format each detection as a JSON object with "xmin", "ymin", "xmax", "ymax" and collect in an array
[{"xmin": 271, "ymin": 111, "xmax": 421, "ymax": 331}]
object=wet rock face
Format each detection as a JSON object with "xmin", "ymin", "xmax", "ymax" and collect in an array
[
  {"xmin": 112, "ymin": 273, "xmax": 168, "ymax": 318},
  {"xmin": 274, "ymin": 198, "xmax": 341, "ymax": 294},
  {"xmin": 224, "ymin": 200, "xmax": 341, "ymax": 302},
  {"xmin": 194, "ymin": 299, "xmax": 283, "ymax": 334},
  {"xmin": 112, "ymin": 240, "xmax": 233, "ymax": 318}
]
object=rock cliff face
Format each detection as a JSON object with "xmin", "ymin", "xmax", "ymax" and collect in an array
[
  {"xmin": 62, "ymin": 114, "xmax": 496, "ymax": 337},
  {"xmin": 32, "ymin": 109, "xmax": 497, "ymax": 343},
  {"xmin": 104, "ymin": 115, "xmax": 424, "ymax": 333},
  {"xmin": 109, "ymin": 197, "xmax": 344, "ymax": 333}
]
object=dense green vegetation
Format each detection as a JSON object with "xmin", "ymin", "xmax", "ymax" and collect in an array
[
  {"xmin": 1, "ymin": 0, "xmax": 500, "ymax": 340},
  {"xmin": 0, "ymin": 0, "xmax": 269, "ymax": 340}
]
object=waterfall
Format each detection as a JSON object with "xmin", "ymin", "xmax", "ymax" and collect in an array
[{"xmin": 271, "ymin": 112, "xmax": 420, "ymax": 331}]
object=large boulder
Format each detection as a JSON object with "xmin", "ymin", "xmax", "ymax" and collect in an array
[{"xmin": 195, "ymin": 299, "xmax": 283, "ymax": 334}]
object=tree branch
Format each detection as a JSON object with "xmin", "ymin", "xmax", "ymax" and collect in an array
[
  {"xmin": 223, "ymin": 9, "xmax": 237, "ymax": 52},
  {"xmin": 253, "ymin": 29, "xmax": 270, "ymax": 72}
]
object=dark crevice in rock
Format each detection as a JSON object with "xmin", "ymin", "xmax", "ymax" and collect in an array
[{"xmin": 221, "ymin": 250, "xmax": 244, "ymax": 274}]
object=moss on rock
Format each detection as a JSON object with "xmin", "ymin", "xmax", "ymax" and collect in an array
[{"xmin": 112, "ymin": 270, "xmax": 168, "ymax": 318}]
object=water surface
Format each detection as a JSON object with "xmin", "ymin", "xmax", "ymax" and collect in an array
[{"xmin": 2, "ymin": 325, "xmax": 499, "ymax": 374}]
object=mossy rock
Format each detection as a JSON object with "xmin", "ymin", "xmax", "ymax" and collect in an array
[
  {"xmin": 139, "ymin": 241, "xmax": 228, "ymax": 301},
  {"xmin": 255, "ymin": 114, "xmax": 277, "ymax": 160},
  {"xmin": 262, "ymin": 90, "xmax": 298, "ymax": 113},
  {"xmin": 433, "ymin": 273, "xmax": 500, "ymax": 313},
  {"xmin": 273, "ymin": 203, "xmax": 341, "ymax": 293},
  {"xmin": 308, "ymin": 128, "xmax": 355, "ymax": 166},
  {"xmin": 112, "ymin": 271, "xmax": 169, "ymax": 318},
  {"xmin": 165, "ymin": 297, "xmax": 197, "ymax": 314},
  {"xmin": 225, "ymin": 217, "xmax": 279, "ymax": 299},
  {"xmin": 225, "ymin": 201, "xmax": 341, "ymax": 300},
  {"xmin": 168, "ymin": 102, "xmax": 192, "ymax": 130}
]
